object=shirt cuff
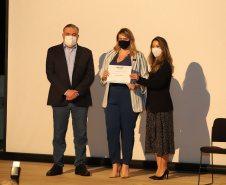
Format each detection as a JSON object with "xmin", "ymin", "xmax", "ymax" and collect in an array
[{"xmin": 64, "ymin": 90, "xmax": 69, "ymax": 95}]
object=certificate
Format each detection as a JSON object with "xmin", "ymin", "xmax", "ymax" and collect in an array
[{"xmin": 107, "ymin": 65, "xmax": 132, "ymax": 84}]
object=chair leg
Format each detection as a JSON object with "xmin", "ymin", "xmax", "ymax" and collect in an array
[
  {"xmin": 198, "ymin": 152, "xmax": 202, "ymax": 185},
  {"xmin": 211, "ymin": 153, "xmax": 213, "ymax": 184}
]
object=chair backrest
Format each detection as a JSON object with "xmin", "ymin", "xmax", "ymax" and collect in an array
[{"xmin": 212, "ymin": 118, "xmax": 226, "ymax": 142}]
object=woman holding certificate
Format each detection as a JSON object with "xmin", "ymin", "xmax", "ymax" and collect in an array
[
  {"xmin": 130, "ymin": 36, "xmax": 175, "ymax": 180},
  {"xmin": 99, "ymin": 28, "xmax": 148, "ymax": 178}
]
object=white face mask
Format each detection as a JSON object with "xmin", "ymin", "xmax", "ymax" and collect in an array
[
  {"xmin": 152, "ymin": 48, "xmax": 162, "ymax": 57},
  {"xmin": 64, "ymin": 36, "xmax": 77, "ymax": 47}
]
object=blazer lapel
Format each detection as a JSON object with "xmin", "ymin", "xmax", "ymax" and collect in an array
[
  {"xmin": 73, "ymin": 44, "xmax": 81, "ymax": 72},
  {"xmin": 58, "ymin": 43, "xmax": 71, "ymax": 84},
  {"xmin": 131, "ymin": 54, "xmax": 138, "ymax": 73},
  {"xmin": 71, "ymin": 45, "xmax": 82, "ymax": 86},
  {"xmin": 106, "ymin": 51, "xmax": 117, "ymax": 69}
]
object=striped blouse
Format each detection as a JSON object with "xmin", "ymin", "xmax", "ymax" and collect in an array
[{"xmin": 99, "ymin": 49, "xmax": 149, "ymax": 113}]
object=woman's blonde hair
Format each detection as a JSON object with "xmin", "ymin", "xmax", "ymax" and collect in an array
[
  {"xmin": 148, "ymin": 36, "xmax": 174, "ymax": 75},
  {"xmin": 113, "ymin": 28, "xmax": 138, "ymax": 57}
]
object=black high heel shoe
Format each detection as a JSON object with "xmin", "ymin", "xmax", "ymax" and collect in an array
[
  {"xmin": 153, "ymin": 169, "xmax": 169, "ymax": 180},
  {"xmin": 149, "ymin": 175, "xmax": 156, "ymax": 179}
]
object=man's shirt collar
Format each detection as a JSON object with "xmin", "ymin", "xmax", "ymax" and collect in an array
[{"xmin": 63, "ymin": 43, "xmax": 77, "ymax": 50}]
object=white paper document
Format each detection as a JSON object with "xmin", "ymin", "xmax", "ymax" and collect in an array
[{"xmin": 107, "ymin": 65, "xmax": 132, "ymax": 84}]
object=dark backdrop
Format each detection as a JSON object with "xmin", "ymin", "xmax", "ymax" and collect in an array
[{"xmin": 0, "ymin": 0, "xmax": 6, "ymax": 75}]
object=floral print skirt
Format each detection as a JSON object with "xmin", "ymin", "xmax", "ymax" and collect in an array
[{"xmin": 145, "ymin": 109, "xmax": 175, "ymax": 156}]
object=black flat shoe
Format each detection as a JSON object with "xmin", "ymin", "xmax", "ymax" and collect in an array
[
  {"xmin": 149, "ymin": 175, "xmax": 156, "ymax": 179},
  {"xmin": 153, "ymin": 169, "xmax": 169, "ymax": 180},
  {"xmin": 46, "ymin": 164, "xmax": 63, "ymax": 176},
  {"xmin": 75, "ymin": 164, "xmax": 91, "ymax": 176}
]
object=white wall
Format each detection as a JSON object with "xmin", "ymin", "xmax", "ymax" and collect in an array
[{"xmin": 6, "ymin": 0, "xmax": 226, "ymax": 165}]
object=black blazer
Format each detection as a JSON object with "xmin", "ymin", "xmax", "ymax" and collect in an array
[
  {"xmin": 137, "ymin": 60, "xmax": 173, "ymax": 112},
  {"xmin": 46, "ymin": 43, "xmax": 95, "ymax": 107}
]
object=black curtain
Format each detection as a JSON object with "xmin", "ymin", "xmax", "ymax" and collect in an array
[{"xmin": 0, "ymin": 0, "xmax": 6, "ymax": 75}]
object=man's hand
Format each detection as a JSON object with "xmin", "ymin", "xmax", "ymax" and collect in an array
[{"xmin": 65, "ymin": 90, "xmax": 79, "ymax": 101}]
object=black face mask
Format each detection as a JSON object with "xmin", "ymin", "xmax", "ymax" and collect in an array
[{"xmin": 118, "ymin": 40, "xmax": 130, "ymax": 49}]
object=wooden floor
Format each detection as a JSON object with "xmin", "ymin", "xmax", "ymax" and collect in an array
[{"xmin": 0, "ymin": 160, "xmax": 225, "ymax": 185}]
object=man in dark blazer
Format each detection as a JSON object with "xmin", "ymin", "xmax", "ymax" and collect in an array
[{"xmin": 46, "ymin": 24, "xmax": 94, "ymax": 176}]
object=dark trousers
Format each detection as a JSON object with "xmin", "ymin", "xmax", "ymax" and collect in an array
[
  {"xmin": 105, "ymin": 84, "xmax": 139, "ymax": 165},
  {"xmin": 52, "ymin": 103, "xmax": 88, "ymax": 167}
]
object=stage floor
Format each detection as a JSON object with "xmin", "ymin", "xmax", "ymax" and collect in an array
[{"xmin": 0, "ymin": 160, "xmax": 225, "ymax": 185}]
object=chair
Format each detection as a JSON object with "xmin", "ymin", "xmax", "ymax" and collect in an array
[{"xmin": 198, "ymin": 118, "xmax": 226, "ymax": 185}]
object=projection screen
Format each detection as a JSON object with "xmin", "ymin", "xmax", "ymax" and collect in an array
[{"xmin": 6, "ymin": 0, "xmax": 226, "ymax": 165}]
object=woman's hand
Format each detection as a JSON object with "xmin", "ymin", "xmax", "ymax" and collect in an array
[
  {"xmin": 130, "ymin": 73, "xmax": 139, "ymax": 81},
  {"xmin": 127, "ymin": 83, "xmax": 140, "ymax": 90},
  {"xmin": 102, "ymin": 70, "xmax": 109, "ymax": 81},
  {"xmin": 127, "ymin": 83, "xmax": 135, "ymax": 90}
]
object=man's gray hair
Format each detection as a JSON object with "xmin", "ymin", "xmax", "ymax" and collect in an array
[{"xmin": 63, "ymin": 24, "xmax": 79, "ymax": 33}]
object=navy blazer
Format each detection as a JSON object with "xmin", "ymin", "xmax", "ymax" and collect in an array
[
  {"xmin": 46, "ymin": 43, "xmax": 95, "ymax": 107},
  {"xmin": 137, "ymin": 60, "xmax": 173, "ymax": 112}
]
